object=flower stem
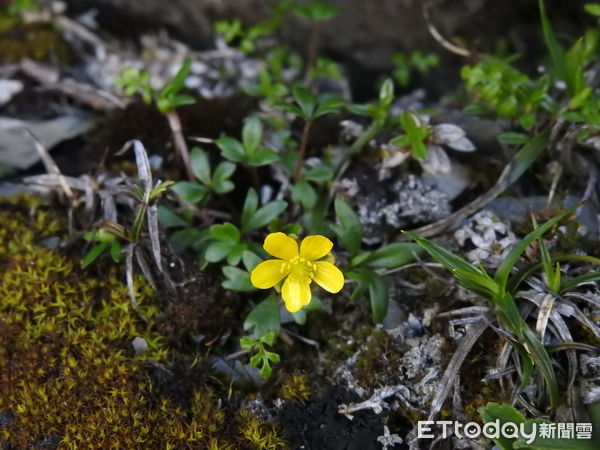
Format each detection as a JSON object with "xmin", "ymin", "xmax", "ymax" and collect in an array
[
  {"xmin": 325, "ymin": 121, "xmax": 383, "ymax": 211},
  {"xmin": 293, "ymin": 120, "xmax": 312, "ymax": 182},
  {"xmin": 303, "ymin": 23, "xmax": 322, "ymax": 85},
  {"xmin": 349, "ymin": 121, "xmax": 382, "ymax": 155}
]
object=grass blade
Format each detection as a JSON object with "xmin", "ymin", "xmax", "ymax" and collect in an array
[
  {"xmin": 494, "ymin": 204, "xmax": 580, "ymax": 291},
  {"xmin": 539, "ymin": 0, "xmax": 568, "ymax": 91},
  {"xmin": 522, "ymin": 326, "xmax": 559, "ymax": 410}
]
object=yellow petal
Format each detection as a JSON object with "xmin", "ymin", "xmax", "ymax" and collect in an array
[
  {"xmin": 281, "ymin": 277, "xmax": 312, "ymax": 313},
  {"xmin": 250, "ymin": 259, "xmax": 289, "ymax": 289},
  {"xmin": 299, "ymin": 235, "xmax": 333, "ymax": 261},
  {"xmin": 312, "ymin": 261, "xmax": 344, "ymax": 293},
  {"xmin": 263, "ymin": 232, "xmax": 298, "ymax": 260}
]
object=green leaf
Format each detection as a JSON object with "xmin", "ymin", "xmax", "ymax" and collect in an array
[
  {"xmin": 226, "ymin": 243, "xmax": 247, "ymax": 265},
  {"xmin": 168, "ymin": 94, "xmax": 196, "ymax": 109},
  {"xmin": 379, "ymin": 78, "xmax": 394, "ymax": 108},
  {"xmin": 314, "ymin": 96, "xmax": 344, "ymax": 118},
  {"xmin": 519, "ymin": 113, "xmax": 536, "ymax": 130},
  {"xmin": 345, "ymin": 270, "xmax": 370, "ymax": 300},
  {"xmin": 346, "ymin": 103, "xmax": 371, "ymax": 116},
  {"xmin": 163, "ymin": 59, "xmax": 191, "ymax": 96},
  {"xmin": 293, "ymin": 0, "xmax": 339, "ymax": 21},
  {"xmin": 243, "ymin": 116, "xmax": 262, "ymax": 153},
  {"xmin": 209, "ymin": 223, "xmax": 240, "ymax": 243},
  {"xmin": 585, "ymin": 3, "xmax": 600, "ymax": 16},
  {"xmin": 241, "ymin": 189, "xmax": 259, "ymax": 233},
  {"xmin": 261, "ymin": 330, "xmax": 277, "ymax": 346},
  {"xmin": 498, "ymin": 132, "xmax": 530, "ymax": 145},
  {"xmin": 190, "ymin": 147, "xmax": 212, "ymax": 185},
  {"xmin": 539, "ymin": 0, "xmax": 568, "ymax": 89},
  {"xmin": 291, "ymin": 180, "xmax": 317, "ymax": 208},
  {"xmin": 494, "ymin": 203, "xmax": 579, "ymax": 291},
  {"xmin": 109, "ymin": 241, "xmax": 122, "ymax": 263},
  {"xmin": 350, "ymin": 251, "xmax": 372, "ymax": 267},
  {"xmin": 243, "ymin": 296, "xmax": 281, "ymax": 338},
  {"xmin": 277, "ymin": 101, "xmax": 303, "ymax": 117},
  {"xmin": 222, "ymin": 266, "xmax": 254, "ymax": 291},
  {"xmin": 559, "ymin": 271, "xmax": 600, "ymax": 293},
  {"xmin": 304, "ymin": 165, "xmax": 334, "ymax": 181},
  {"xmin": 168, "ymin": 228, "xmax": 206, "ymax": 253},
  {"xmin": 291, "ymin": 296, "xmax": 322, "ymax": 325},
  {"xmin": 212, "ymin": 161, "xmax": 236, "ymax": 194},
  {"xmin": 330, "ymin": 198, "xmax": 362, "ymax": 256},
  {"xmin": 216, "ymin": 137, "xmax": 246, "ymax": 162},
  {"xmin": 242, "ymin": 250, "xmax": 263, "ymax": 271},
  {"xmin": 569, "ymin": 86, "xmax": 591, "ymax": 109},
  {"xmin": 171, "ymin": 181, "xmax": 208, "ymax": 204},
  {"xmin": 248, "ymin": 148, "xmax": 280, "ymax": 166},
  {"xmin": 157, "ymin": 206, "xmax": 189, "ymax": 228},
  {"xmin": 508, "ymin": 132, "xmax": 549, "ymax": 184},
  {"xmin": 205, "ymin": 241, "xmax": 235, "ymax": 263},
  {"xmin": 368, "ymin": 271, "xmax": 389, "ymax": 322},
  {"xmin": 292, "ymin": 85, "xmax": 317, "ymax": 118},
  {"xmin": 398, "ymin": 111, "xmax": 429, "ymax": 159},
  {"xmin": 82, "ymin": 242, "xmax": 109, "ymax": 268},
  {"xmin": 522, "ymin": 327, "xmax": 559, "ymax": 410},
  {"xmin": 364, "ymin": 243, "xmax": 420, "ymax": 269},
  {"xmin": 498, "ymin": 95, "xmax": 518, "ymax": 117},
  {"xmin": 259, "ymin": 361, "xmax": 273, "ymax": 379},
  {"xmin": 479, "ymin": 402, "xmax": 526, "ymax": 450},
  {"xmin": 404, "ymin": 231, "xmax": 498, "ymax": 297},
  {"xmin": 239, "ymin": 335, "xmax": 255, "ymax": 351},
  {"xmin": 244, "ymin": 200, "xmax": 287, "ymax": 232}
]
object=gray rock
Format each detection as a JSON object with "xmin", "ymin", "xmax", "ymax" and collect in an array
[
  {"xmin": 0, "ymin": 115, "xmax": 92, "ymax": 171},
  {"xmin": 348, "ymin": 172, "xmax": 451, "ymax": 244},
  {"xmin": 66, "ymin": 0, "xmax": 586, "ymax": 72}
]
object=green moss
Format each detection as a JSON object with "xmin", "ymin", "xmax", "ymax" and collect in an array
[
  {"xmin": 278, "ymin": 373, "xmax": 312, "ymax": 403},
  {"xmin": 0, "ymin": 18, "xmax": 71, "ymax": 63},
  {"xmin": 236, "ymin": 410, "xmax": 287, "ymax": 449},
  {"xmin": 0, "ymin": 196, "xmax": 286, "ymax": 448}
]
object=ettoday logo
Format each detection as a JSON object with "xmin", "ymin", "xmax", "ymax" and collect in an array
[{"xmin": 417, "ymin": 420, "xmax": 593, "ymax": 443}]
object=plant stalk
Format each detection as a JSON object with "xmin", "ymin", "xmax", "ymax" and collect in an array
[
  {"xmin": 293, "ymin": 120, "xmax": 312, "ymax": 181},
  {"xmin": 166, "ymin": 110, "xmax": 194, "ymax": 181}
]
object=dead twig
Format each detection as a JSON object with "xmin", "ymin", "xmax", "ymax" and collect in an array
[
  {"xmin": 422, "ymin": 1, "xmax": 471, "ymax": 58},
  {"xmin": 25, "ymin": 129, "xmax": 75, "ymax": 203},
  {"xmin": 166, "ymin": 111, "xmax": 194, "ymax": 181}
]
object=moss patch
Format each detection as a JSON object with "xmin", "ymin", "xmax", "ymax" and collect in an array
[{"xmin": 0, "ymin": 196, "xmax": 286, "ymax": 448}]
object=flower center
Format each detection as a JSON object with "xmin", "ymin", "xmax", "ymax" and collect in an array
[{"xmin": 283, "ymin": 256, "xmax": 315, "ymax": 281}]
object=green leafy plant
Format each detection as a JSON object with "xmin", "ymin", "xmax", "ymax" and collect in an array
[
  {"xmin": 216, "ymin": 116, "xmax": 280, "ymax": 167},
  {"xmin": 292, "ymin": 0, "xmax": 339, "ymax": 22},
  {"xmin": 479, "ymin": 402, "xmax": 598, "ymax": 449},
  {"xmin": 391, "ymin": 111, "xmax": 430, "ymax": 159},
  {"xmin": 82, "ymin": 228, "xmax": 123, "ymax": 268},
  {"xmin": 240, "ymin": 330, "xmax": 281, "ymax": 379},
  {"xmin": 346, "ymin": 78, "xmax": 396, "ymax": 154},
  {"xmin": 170, "ymin": 147, "xmax": 235, "ymax": 205},
  {"xmin": 332, "ymin": 198, "xmax": 419, "ymax": 322},
  {"xmin": 405, "ymin": 205, "xmax": 580, "ymax": 411},
  {"xmin": 392, "ymin": 50, "xmax": 440, "ymax": 87},
  {"xmin": 214, "ymin": 6, "xmax": 285, "ymax": 55},
  {"xmin": 6, "ymin": 0, "xmax": 37, "ymax": 16},
  {"xmin": 115, "ymin": 60, "xmax": 196, "ymax": 179},
  {"xmin": 115, "ymin": 60, "xmax": 195, "ymax": 114},
  {"xmin": 195, "ymin": 189, "xmax": 287, "ymax": 286},
  {"xmin": 277, "ymin": 85, "xmax": 343, "ymax": 180},
  {"xmin": 461, "ymin": 56, "xmax": 552, "ymax": 129}
]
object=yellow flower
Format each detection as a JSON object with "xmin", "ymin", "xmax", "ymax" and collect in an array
[{"xmin": 250, "ymin": 233, "xmax": 344, "ymax": 313}]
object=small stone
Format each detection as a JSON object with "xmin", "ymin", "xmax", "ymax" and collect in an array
[{"xmin": 132, "ymin": 336, "xmax": 148, "ymax": 355}]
